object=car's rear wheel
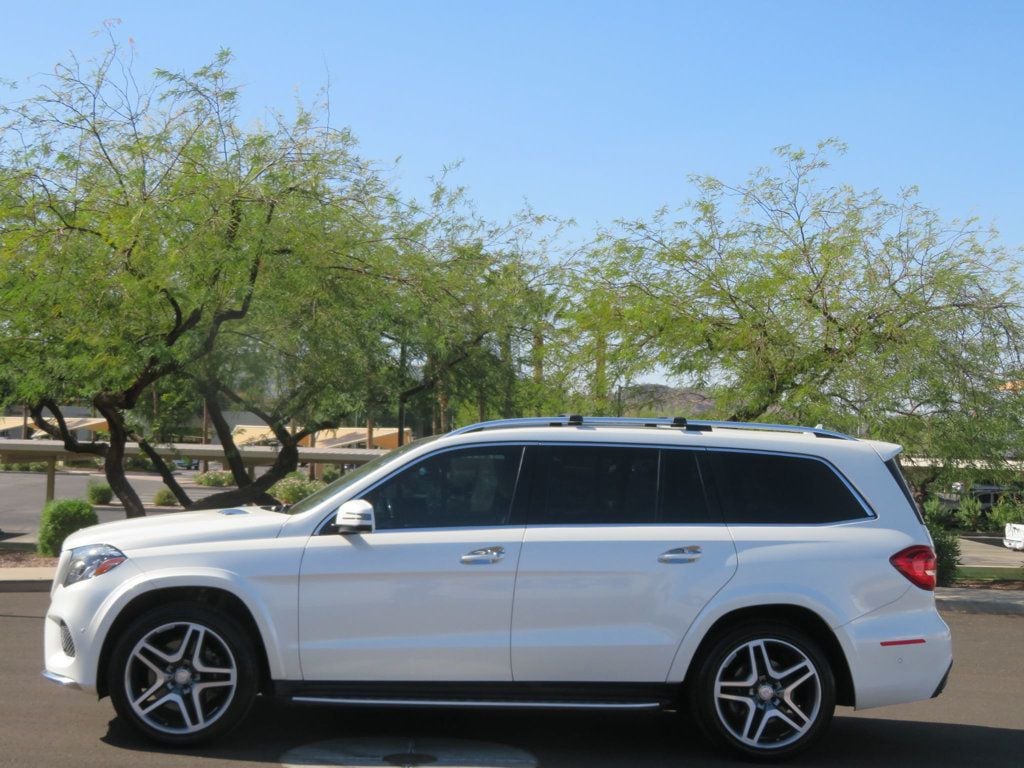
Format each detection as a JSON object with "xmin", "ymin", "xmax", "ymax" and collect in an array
[
  {"xmin": 108, "ymin": 602, "xmax": 257, "ymax": 745},
  {"xmin": 690, "ymin": 622, "xmax": 836, "ymax": 760}
]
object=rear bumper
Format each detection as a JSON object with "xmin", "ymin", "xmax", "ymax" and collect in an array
[
  {"xmin": 839, "ymin": 588, "xmax": 953, "ymax": 710},
  {"xmin": 931, "ymin": 660, "xmax": 953, "ymax": 698}
]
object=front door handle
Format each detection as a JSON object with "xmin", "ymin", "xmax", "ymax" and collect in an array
[
  {"xmin": 658, "ymin": 545, "xmax": 702, "ymax": 564},
  {"xmin": 460, "ymin": 546, "xmax": 505, "ymax": 565}
]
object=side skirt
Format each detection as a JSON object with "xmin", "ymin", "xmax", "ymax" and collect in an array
[{"xmin": 274, "ymin": 681, "xmax": 679, "ymax": 711}]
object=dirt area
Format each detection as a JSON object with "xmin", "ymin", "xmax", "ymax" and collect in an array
[
  {"xmin": 0, "ymin": 551, "xmax": 57, "ymax": 568},
  {"xmin": 954, "ymin": 579, "xmax": 1024, "ymax": 590}
]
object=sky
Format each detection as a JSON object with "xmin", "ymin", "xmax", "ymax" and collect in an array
[{"xmin": 2, "ymin": 1, "xmax": 1022, "ymax": 250}]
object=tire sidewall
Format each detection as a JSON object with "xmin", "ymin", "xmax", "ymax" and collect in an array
[{"xmin": 107, "ymin": 601, "xmax": 258, "ymax": 746}]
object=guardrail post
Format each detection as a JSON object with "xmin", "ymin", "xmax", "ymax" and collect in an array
[{"xmin": 45, "ymin": 456, "xmax": 56, "ymax": 502}]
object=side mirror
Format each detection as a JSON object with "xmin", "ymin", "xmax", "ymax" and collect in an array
[{"xmin": 335, "ymin": 499, "xmax": 375, "ymax": 534}]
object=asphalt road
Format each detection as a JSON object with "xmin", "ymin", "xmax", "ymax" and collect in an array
[
  {"xmin": 1, "ymin": 593, "xmax": 1020, "ymax": 768},
  {"xmin": 0, "ymin": 470, "xmax": 227, "ymax": 543}
]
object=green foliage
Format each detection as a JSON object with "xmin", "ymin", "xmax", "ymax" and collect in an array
[
  {"xmin": 576, "ymin": 141, "xmax": 1024, "ymax": 463},
  {"xmin": 321, "ymin": 465, "xmax": 342, "ymax": 483},
  {"xmin": 924, "ymin": 516, "xmax": 961, "ymax": 588},
  {"xmin": 270, "ymin": 472, "xmax": 326, "ymax": 504},
  {"xmin": 953, "ymin": 496, "xmax": 982, "ymax": 531},
  {"xmin": 987, "ymin": 497, "xmax": 1024, "ymax": 529},
  {"xmin": 86, "ymin": 481, "xmax": 114, "ymax": 505},
  {"xmin": 922, "ymin": 496, "xmax": 961, "ymax": 587},
  {"xmin": 195, "ymin": 471, "xmax": 234, "ymax": 487},
  {"xmin": 37, "ymin": 499, "xmax": 98, "ymax": 556},
  {"xmin": 152, "ymin": 487, "xmax": 178, "ymax": 507}
]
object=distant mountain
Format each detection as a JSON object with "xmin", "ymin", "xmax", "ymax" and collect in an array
[{"xmin": 617, "ymin": 384, "xmax": 716, "ymax": 417}]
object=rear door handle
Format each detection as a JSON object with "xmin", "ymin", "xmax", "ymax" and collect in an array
[
  {"xmin": 460, "ymin": 546, "xmax": 505, "ymax": 565},
  {"xmin": 658, "ymin": 545, "xmax": 702, "ymax": 564}
]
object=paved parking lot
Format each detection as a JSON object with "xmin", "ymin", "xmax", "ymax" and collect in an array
[{"xmin": 2, "ymin": 592, "xmax": 1020, "ymax": 768}]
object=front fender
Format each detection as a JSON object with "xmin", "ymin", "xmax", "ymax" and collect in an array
[{"xmin": 90, "ymin": 566, "xmax": 298, "ymax": 682}]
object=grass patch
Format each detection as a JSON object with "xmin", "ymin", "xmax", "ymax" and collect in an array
[{"xmin": 955, "ymin": 566, "xmax": 1024, "ymax": 582}]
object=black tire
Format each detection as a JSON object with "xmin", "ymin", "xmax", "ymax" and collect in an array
[
  {"xmin": 107, "ymin": 601, "xmax": 258, "ymax": 746},
  {"xmin": 689, "ymin": 621, "xmax": 836, "ymax": 760}
]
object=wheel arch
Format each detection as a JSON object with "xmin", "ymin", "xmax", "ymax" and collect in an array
[
  {"xmin": 678, "ymin": 604, "xmax": 855, "ymax": 707},
  {"xmin": 96, "ymin": 586, "xmax": 272, "ymax": 698}
]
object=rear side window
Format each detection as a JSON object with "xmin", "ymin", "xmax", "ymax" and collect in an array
[
  {"xmin": 707, "ymin": 451, "xmax": 870, "ymax": 524},
  {"xmin": 885, "ymin": 458, "xmax": 924, "ymax": 523},
  {"xmin": 526, "ymin": 445, "xmax": 716, "ymax": 524},
  {"xmin": 528, "ymin": 445, "xmax": 659, "ymax": 524}
]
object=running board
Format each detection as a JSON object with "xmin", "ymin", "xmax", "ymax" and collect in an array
[
  {"xmin": 276, "ymin": 681, "xmax": 678, "ymax": 711},
  {"xmin": 291, "ymin": 696, "xmax": 661, "ymax": 710}
]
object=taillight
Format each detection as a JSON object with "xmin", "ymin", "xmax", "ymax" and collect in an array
[{"xmin": 890, "ymin": 545, "xmax": 937, "ymax": 591}]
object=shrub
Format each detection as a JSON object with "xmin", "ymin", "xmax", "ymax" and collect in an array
[
  {"xmin": 86, "ymin": 480, "xmax": 114, "ymax": 505},
  {"xmin": 270, "ymin": 472, "xmax": 326, "ymax": 504},
  {"xmin": 321, "ymin": 465, "xmax": 342, "ymax": 484},
  {"xmin": 124, "ymin": 455, "xmax": 155, "ymax": 472},
  {"xmin": 28, "ymin": 461, "xmax": 50, "ymax": 472},
  {"xmin": 987, "ymin": 498, "xmax": 1024, "ymax": 530},
  {"xmin": 953, "ymin": 495, "xmax": 982, "ymax": 531},
  {"xmin": 152, "ymin": 487, "xmax": 178, "ymax": 507},
  {"xmin": 37, "ymin": 499, "xmax": 98, "ymax": 556},
  {"xmin": 195, "ymin": 471, "xmax": 234, "ymax": 487},
  {"xmin": 922, "ymin": 497, "xmax": 960, "ymax": 587}
]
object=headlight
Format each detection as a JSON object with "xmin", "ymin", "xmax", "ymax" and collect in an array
[{"xmin": 63, "ymin": 544, "xmax": 127, "ymax": 587}]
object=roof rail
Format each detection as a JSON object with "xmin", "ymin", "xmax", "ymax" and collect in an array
[{"xmin": 448, "ymin": 415, "xmax": 856, "ymax": 441}]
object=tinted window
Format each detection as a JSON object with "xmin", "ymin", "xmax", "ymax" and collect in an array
[
  {"xmin": 707, "ymin": 451, "xmax": 869, "ymax": 524},
  {"xmin": 362, "ymin": 446, "xmax": 522, "ymax": 529},
  {"xmin": 528, "ymin": 445, "xmax": 659, "ymax": 524},
  {"xmin": 659, "ymin": 449, "xmax": 717, "ymax": 523}
]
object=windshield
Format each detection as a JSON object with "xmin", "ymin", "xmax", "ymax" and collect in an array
[{"xmin": 284, "ymin": 435, "xmax": 441, "ymax": 516}]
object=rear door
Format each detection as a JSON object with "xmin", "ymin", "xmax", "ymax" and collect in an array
[{"xmin": 510, "ymin": 445, "xmax": 737, "ymax": 682}]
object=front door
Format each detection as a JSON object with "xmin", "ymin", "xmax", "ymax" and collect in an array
[{"xmin": 298, "ymin": 444, "xmax": 525, "ymax": 681}]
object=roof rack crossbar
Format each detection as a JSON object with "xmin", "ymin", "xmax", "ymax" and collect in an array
[{"xmin": 448, "ymin": 416, "xmax": 856, "ymax": 441}]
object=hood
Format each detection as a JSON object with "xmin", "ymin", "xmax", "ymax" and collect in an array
[{"xmin": 62, "ymin": 507, "xmax": 288, "ymax": 553}]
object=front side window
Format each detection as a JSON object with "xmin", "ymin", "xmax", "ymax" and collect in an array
[
  {"xmin": 361, "ymin": 445, "xmax": 523, "ymax": 529},
  {"xmin": 707, "ymin": 450, "xmax": 870, "ymax": 524}
]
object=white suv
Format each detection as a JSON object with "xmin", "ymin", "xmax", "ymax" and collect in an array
[{"xmin": 42, "ymin": 416, "xmax": 952, "ymax": 759}]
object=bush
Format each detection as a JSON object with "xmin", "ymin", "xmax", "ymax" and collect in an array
[
  {"xmin": 86, "ymin": 481, "xmax": 114, "ymax": 505},
  {"xmin": 124, "ymin": 455, "xmax": 155, "ymax": 472},
  {"xmin": 152, "ymin": 487, "xmax": 178, "ymax": 506},
  {"xmin": 270, "ymin": 472, "xmax": 326, "ymax": 504},
  {"xmin": 321, "ymin": 465, "xmax": 342, "ymax": 484},
  {"xmin": 953, "ymin": 495, "xmax": 982, "ymax": 531},
  {"xmin": 923, "ymin": 497, "xmax": 960, "ymax": 587},
  {"xmin": 987, "ymin": 498, "xmax": 1024, "ymax": 530},
  {"xmin": 37, "ymin": 499, "xmax": 98, "ymax": 556},
  {"xmin": 195, "ymin": 471, "xmax": 234, "ymax": 487}
]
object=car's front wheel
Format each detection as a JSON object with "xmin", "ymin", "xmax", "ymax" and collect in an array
[
  {"xmin": 690, "ymin": 622, "xmax": 836, "ymax": 760},
  {"xmin": 108, "ymin": 602, "xmax": 257, "ymax": 745}
]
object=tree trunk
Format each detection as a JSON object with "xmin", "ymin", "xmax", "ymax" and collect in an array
[
  {"xmin": 187, "ymin": 441, "xmax": 297, "ymax": 509},
  {"xmin": 137, "ymin": 438, "xmax": 194, "ymax": 508},
  {"xmin": 94, "ymin": 400, "xmax": 146, "ymax": 518},
  {"xmin": 201, "ymin": 386, "xmax": 251, "ymax": 486}
]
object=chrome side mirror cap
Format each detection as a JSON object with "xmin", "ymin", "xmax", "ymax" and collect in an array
[{"xmin": 335, "ymin": 499, "xmax": 375, "ymax": 534}]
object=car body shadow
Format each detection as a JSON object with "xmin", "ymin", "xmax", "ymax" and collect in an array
[{"xmin": 102, "ymin": 701, "xmax": 1022, "ymax": 767}]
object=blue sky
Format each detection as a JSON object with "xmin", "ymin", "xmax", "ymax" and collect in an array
[{"xmin": 3, "ymin": 1, "xmax": 1023, "ymax": 249}]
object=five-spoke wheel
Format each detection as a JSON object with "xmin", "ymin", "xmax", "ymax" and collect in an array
[
  {"xmin": 691, "ymin": 622, "xmax": 836, "ymax": 759},
  {"xmin": 109, "ymin": 603, "xmax": 257, "ymax": 745}
]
